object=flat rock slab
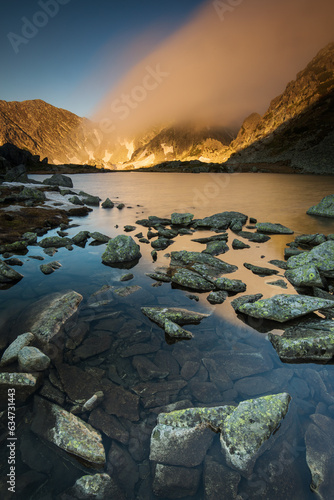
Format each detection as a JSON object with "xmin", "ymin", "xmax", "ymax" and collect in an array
[
  {"xmin": 238, "ymin": 294, "xmax": 334, "ymax": 322},
  {"xmin": 287, "ymin": 240, "xmax": 334, "ymax": 278},
  {"xmin": 256, "ymin": 222, "xmax": 294, "ymax": 234},
  {"xmin": 0, "ymin": 260, "xmax": 24, "ymax": 283},
  {"xmin": 307, "ymin": 194, "xmax": 334, "ymax": 218},
  {"xmin": 171, "ymin": 268, "xmax": 214, "ymax": 292},
  {"xmin": 31, "ymin": 397, "xmax": 105, "ymax": 468},
  {"xmin": 141, "ymin": 306, "xmax": 210, "ymax": 328},
  {"xmin": 170, "ymin": 251, "xmax": 237, "ymax": 275}
]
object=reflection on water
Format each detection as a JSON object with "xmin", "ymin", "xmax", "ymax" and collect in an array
[{"xmin": 1, "ymin": 172, "xmax": 334, "ymax": 499}]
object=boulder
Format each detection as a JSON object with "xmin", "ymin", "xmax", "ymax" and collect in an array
[
  {"xmin": 39, "ymin": 236, "xmax": 73, "ymax": 249},
  {"xmin": 69, "ymin": 474, "xmax": 116, "ymax": 500},
  {"xmin": 232, "ymin": 239, "xmax": 250, "ymax": 250},
  {"xmin": 101, "ymin": 198, "xmax": 114, "ymax": 208},
  {"xmin": 285, "ymin": 264, "xmax": 323, "ymax": 287},
  {"xmin": 18, "ymin": 187, "xmax": 46, "ymax": 202},
  {"xmin": 238, "ymin": 294, "xmax": 334, "ymax": 322},
  {"xmin": 307, "ymin": 194, "xmax": 334, "ymax": 218},
  {"xmin": 0, "ymin": 240, "xmax": 28, "ymax": 254},
  {"xmin": 69, "ymin": 195, "xmax": 84, "ymax": 206},
  {"xmin": 0, "ymin": 332, "xmax": 34, "ymax": 367},
  {"xmin": 43, "ymin": 174, "xmax": 73, "ymax": 188},
  {"xmin": 215, "ymin": 277, "xmax": 247, "ymax": 293},
  {"xmin": 286, "ymin": 240, "xmax": 334, "ymax": 277},
  {"xmin": 102, "ymin": 235, "xmax": 141, "ymax": 265},
  {"xmin": 255, "ymin": 222, "xmax": 294, "ymax": 234},
  {"xmin": 294, "ymin": 233, "xmax": 327, "ymax": 247},
  {"xmin": 220, "ymin": 393, "xmax": 291, "ymax": 477},
  {"xmin": 0, "ymin": 260, "xmax": 24, "ymax": 283},
  {"xmin": 203, "ymin": 240, "xmax": 229, "ymax": 256},
  {"xmin": 230, "ymin": 294, "xmax": 263, "ymax": 312},
  {"xmin": 151, "ymin": 237, "xmax": 173, "ymax": 250},
  {"xmin": 72, "ymin": 231, "xmax": 90, "ymax": 246},
  {"xmin": 171, "ymin": 268, "xmax": 214, "ymax": 292},
  {"xmin": 171, "ymin": 212, "xmax": 194, "ymax": 226},
  {"xmin": 31, "ymin": 397, "xmax": 105, "ymax": 468},
  {"xmin": 18, "ymin": 346, "xmax": 50, "ymax": 371},
  {"xmin": 89, "ymin": 231, "xmax": 110, "ymax": 243},
  {"xmin": 141, "ymin": 307, "xmax": 210, "ymax": 328}
]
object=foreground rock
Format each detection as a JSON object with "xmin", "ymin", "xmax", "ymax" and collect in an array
[
  {"xmin": 31, "ymin": 397, "xmax": 105, "ymax": 468},
  {"xmin": 220, "ymin": 393, "xmax": 291, "ymax": 477},
  {"xmin": 0, "ymin": 260, "xmax": 24, "ymax": 283},
  {"xmin": 142, "ymin": 307, "xmax": 210, "ymax": 328},
  {"xmin": 286, "ymin": 240, "xmax": 334, "ymax": 277},
  {"xmin": 0, "ymin": 332, "xmax": 34, "ymax": 366},
  {"xmin": 0, "ymin": 373, "xmax": 41, "ymax": 407},
  {"xmin": 307, "ymin": 194, "xmax": 334, "ymax": 218},
  {"xmin": 102, "ymin": 235, "xmax": 141, "ymax": 265},
  {"xmin": 18, "ymin": 346, "xmax": 50, "ymax": 371},
  {"xmin": 238, "ymin": 294, "xmax": 334, "ymax": 322},
  {"xmin": 66, "ymin": 474, "xmax": 117, "ymax": 499},
  {"xmin": 171, "ymin": 212, "xmax": 194, "ymax": 226}
]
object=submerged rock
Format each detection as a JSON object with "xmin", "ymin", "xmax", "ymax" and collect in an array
[
  {"xmin": 142, "ymin": 307, "xmax": 210, "ymax": 328},
  {"xmin": 31, "ymin": 397, "xmax": 105, "ymax": 468},
  {"xmin": 0, "ymin": 260, "xmax": 24, "ymax": 283},
  {"xmin": 68, "ymin": 474, "xmax": 116, "ymax": 500},
  {"xmin": 102, "ymin": 235, "xmax": 141, "ymax": 265},
  {"xmin": 220, "ymin": 393, "xmax": 291, "ymax": 477},
  {"xmin": 256, "ymin": 222, "xmax": 294, "ymax": 234},
  {"xmin": 307, "ymin": 194, "xmax": 334, "ymax": 218},
  {"xmin": 204, "ymin": 457, "xmax": 241, "ymax": 500},
  {"xmin": 171, "ymin": 212, "xmax": 194, "ymax": 226},
  {"xmin": 286, "ymin": 240, "xmax": 334, "ymax": 278},
  {"xmin": 238, "ymin": 294, "xmax": 334, "ymax": 322},
  {"xmin": 152, "ymin": 464, "xmax": 202, "ymax": 498}
]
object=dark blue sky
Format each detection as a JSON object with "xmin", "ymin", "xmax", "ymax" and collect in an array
[{"xmin": 0, "ymin": 0, "xmax": 206, "ymax": 117}]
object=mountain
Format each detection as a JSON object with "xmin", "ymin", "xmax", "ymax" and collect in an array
[{"xmin": 225, "ymin": 43, "xmax": 334, "ymax": 173}]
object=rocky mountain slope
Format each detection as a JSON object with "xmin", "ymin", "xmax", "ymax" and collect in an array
[{"xmin": 226, "ymin": 43, "xmax": 334, "ymax": 173}]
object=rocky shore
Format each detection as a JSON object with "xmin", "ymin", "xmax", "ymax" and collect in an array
[{"xmin": 1, "ymin": 178, "xmax": 334, "ymax": 498}]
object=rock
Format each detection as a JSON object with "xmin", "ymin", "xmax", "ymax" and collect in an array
[
  {"xmin": 4, "ymin": 164, "xmax": 28, "ymax": 182},
  {"xmin": 238, "ymin": 294, "xmax": 334, "ymax": 322},
  {"xmin": 102, "ymin": 235, "xmax": 141, "ymax": 265},
  {"xmin": 204, "ymin": 457, "xmax": 241, "ymax": 500},
  {"xmin": 24, "ymin": 290, "xmax": 83, "ymax": 345},
  {"xmin": 72, "ymin": 231, "xmax": 90, "ymax": 246},
  {"xmin": 82, "ymin": 391, "xmax": 104, "ymax": 412},
  {"xmin": 171, "ymin": 212, "xmax": 194, "ymax": 226},
  {"xmin": 107, "ymin": 442, "xmax": 139, "ymax": 498},
  {"xmin": 230, "ymin": 293, "xmax": 263, "ymax": 311},
  {"xmin": 232, "ymin": 239, "xmax": 250, "ymax": 250},
  {"xmin": 4, "ymin": 257, "xmax": 23, "ymax": 266},
  {"xmin": 234, "ymin": 376, "xmax": 278, "ymax": 397},
  {"xmin": 69, "ymin": 195, "xmax": 84, "ymax": 205},
  {"xmin": 88, "ymin": 408, "xmax": 129, "ymax": 444},
  {"xmin": 18, "ymin": 346, "xmax": 50, "ymax": 371},
  {"xmin": 164, "ymin": 319, "xmax": 193, "ymax": 339},
  {"xmin": 158, "ymin": 227, "xmax": 178, "ymax": 239},
  {"xmin": 102, "ymin": 380, "xmax": 140, "ymax": 421},
  {"xmin": 31, "ymin": 397, "xmax": 105, "ymax": 468},
  {"xmin": 79, "ymin": 191, "xmax": 100, "ymax": 206},
  {"xmin": 146, "ymin": 272, "xmax": 171, "ymax": 283},
  {"xmin": 171, "ymin": 268, "xmax": 214, "ymax": 291},
  {"xmin": 244, "ymin": 263, "xmax": 279, "ymax": 276},
  {"xmin": 124, "ymin": 225, "xmax": 136, "ymax": 232},
  {"xmin": 220, "ymin": 393, "xmax": 291, "ymax": 477},
  {"xmin": 152, "ymin": 464, "xmax": 201, "ymax": 499},
  {"xmin": 215, "ymin": 277, "xmax": 247, "ymax": 293},
  {"xmin": 69, "ymin": 474, "xmax": 115, "ymax": 500},
  {"xmin": 0, "ymin": 260, "xmax": 24, "ymax": 283},
  {"xmin": 151, "ymin": 237, "xmax": 173, "ymax": 250},
  {"xmin": 39, "ymin": 379, "xmax": 65, "ymax": 405},
  {"xmin": 18, "ymin": 186, "xmax": 46, "ymax": 202},
  {"xmin": 133, "ymin": 380, "xmax": 187, "ymax": 409},
  {"xmin": 89, "ymin": 231, "xmax": 110, "ymax": 243},
  {"xmin": 256, "ymin": 222, "xmax": 294, "ymax": 234},
  {"xmin": 269, "ymin": 320, "xmax": 334, "ymax": 362},
  {"xmin": 113, "ymin": 285, "xmax": 141, "ymax": 297},
  {"xmin": 238, "ymin": 231, "xmax": 271, "ymax": 243},
  {"xmin": 294, "ymin": 233, "xmax": 327, "ymax": 247},
  {"xmin": 43, "ymin": 173, "xmax": 73, "ymax": 188},
  {"xmin": 207, "ymin": 290, "xmax": 228, "ymax": 304},
  {"xmin": 192, "ymin": 234, "xmax": 228, "ymax": 244},
  {"xmin": 203, "ymin": 240, "xmax": 229, "ymax": 256},
  {"xmin": 267, "ymin": 279, "xmax": 288, "ymax": 289},
  {"xmin": 170, "ymin": 250, "xmax": 237, "ymax": 275},
  {"xmin": 0, "ymin": 373, "xmax": 41, "ymax": 407},
  {"xmin": 285, "ymin": 264, "xmax": 323, "ymax": 287},
  {"xmin": 120, "ymin": 273, "xmax": 134, "ymax": 282},
  {"xmin": 0, "ymin": 332, "xmax": 34, "ymax": 367},
  {"xmin": 181, "ymin": 361, "xmax": 200, "ymax": 380},
  {"xmin": 74, "ymin": 334, "xmax": 111, "ymax": 361},
  {"xmin": 207, "ymin": 351, "xmax": 273, "ymax": 381},
  {"xmin": 151, "ymin": 250, "xmax": 158, "ymax": 261},
  {"xmin": 101, "ymin": 198, "xmax": 114, "ymax": 208},
  {"xmin": 0, "ymin": 240, "xmax": 28, "ymax": 254},
  {"xmin": 287, "ymin": 240, "xmax": 334, "ymax": 278},
  {"xmin": 307, "ymin": 194, "xmax": 334, "ymax": 217},
  {"xmin": 284, "ymin": 248, "xmax": 305, "ymax": 259},
  {"xmin": 22, "ymin": 231, "xmax": 38, "ymax": 244},
  {"xmin": 39, "ymin": 236, "xmax": 73, "ymax": 248},
  {"xmin": 141, "ymin": 306, "xmax": 210, "ymax": 328},
  {"xmin": 269, "ymin": 259, "xmax": 288, "ymax": 270},
  {"xmin": 194, "ymin": 211, "xmax": 247, "ymax": 230},
  {"xmin": 305, "ymin": 413, "xmax": 334, "ymax": 499},
  {"xmin": 133, "ymin": 355, "xmax": 169, "ymax": 381},
  {"xmin": 40, "ymin": 261, "xmax": 62, "ymax": 275},
  {"xmin": 117, "ymin": 203, "xmax": 125, "ymax": 209}
]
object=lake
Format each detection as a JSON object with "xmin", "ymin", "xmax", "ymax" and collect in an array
[{"xmin": 1, "ymin": 172, "xmax": 334, "ymax": 499}]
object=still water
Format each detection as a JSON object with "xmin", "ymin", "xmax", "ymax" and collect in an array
[{"xmin": 1, "ymin": 172, "xmax": 334, "ymax": 499}]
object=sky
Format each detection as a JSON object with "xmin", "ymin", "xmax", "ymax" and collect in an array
[{"xmin": 1, "ymin": 0, "xmax": 334, "ymax": 132}]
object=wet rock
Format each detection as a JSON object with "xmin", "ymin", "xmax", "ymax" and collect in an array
[
  {"xmin": 207, "ymin": 351, "xmax": 273, "ymax": 381},
  {"xmin": 152, "ymin": 464, "xmax": 201, "ymax": 499},
  {"xmin": 204, "ymin": 457, "xmax": 241, "ymax": 500},
  {"xmin": 157, "ymin": 227, "xmax": 178, "ymax": 239},
  {"xmin": 287, "ymin": 240, "xmax": 334, "ymax": 278},
  {"xmin": 39, "ymin": 236, "xmax": 73, "ymax": 248},
  {"xmin": 269, "ymin": 259, "xmax": 288, "ymax": 270},
  {"xmin": 234, "ymin": 375, "xmax": 278, "ymax": 397},
  {"xmin": 120, "ymin": 273, "xmax": 134, "ymax": 282},
  {"xmin": 207, "ymin": 290, "xmax": 228, "ymax": 304},
  {"xmin": 69, "ymin": 474, "xmax": 115, "ymax": 500},
  {"xmin": 244, "ymin": 263, "xmax": 279, "ymax": 276},
  {"xmin": 102, "ymin": 198, "xmax": 114, "ymax": 208},
  {"xmin": 22, "ymin": 231, "xmax": 38, "ymax": 244},
  {"xmin": 215, "ymin": 277, "xmax": 247, "ymax": 293},
  {"xmin": 72, "ymin": 231, "xmax": 90, "ymax": 246},
  {"xmin": 133, "ymin": 355, "xmax": 169, "ymax": 381},
  {"xmin": 102, "ymin": 380, "xmax": 140, "ymax": 421},
  {"xmin": 4, "ymin": 257, "xmax": 24, "ymax": 266},
  {"xmin": 164, "ymin": 319, "xmax": 193, "ymax": 339},
  {"xmin": 238, "ymin": 294, "xmax": 334, "ymax": 322},
  {"xmin": 0, "ymin": 260, "xmax": 24, "ymax": 283},
  {"xmin": 181, "ymin": 361, "xmax": 200, "ymax": 380},
  {"xmin": 238, "ymin": 231, "xmax": 271, "ymax": 243},
  {"xmin": 0, "ymin": 372, "xmax": 41, "ymax": 407},
  {"xmin": 256, "ymin": 222, "xmax": 294, "ymax": 234},
  {"xmin": 124, "ymin": 225, "xmax": 136, "ymax": 232},
  {"xmin": 0, "ymin": 240, "xmax": 28, "ymax": 254},
  {"xmin": 89, "ymin": 408, "xmax": 129, "ymax": 444},
  {"xmin": 171, "ymin": 268, "xmax": 214, "ymax": 291},
  {"xmin": 40, "ymin": 260, "xmax": 62, "ymax": 275},
  {"xmin": 24, "ymin": 290, "xmax": 83, "ymax": 344},
  {"xmin": 18, "ymin": 346, "xmax": 50, "ymax": 371},
  {"xmin": 232, "ymin": 239, "xmax": 250, "ymax": 250},
  {"xmin": 133, "ymin": 380, "xmax": 187, "ymax": 409},
  {"xmin": 142, "ymin": 306, "xmax": 210, "ymax": 328},
  {"xmin": 230, "ymin": 293, "xmax": 263, "ymax": 312},
  {"xmin": 170, "ymin": 212, "xmax": 194, "ymax": 226},
  {"xmin": 102, "ymin": 235, "xmax": 141, "ymax": 265},
  {"xmin": 307, "ymin": 194, "xmax": 334, "ymax": 218},
  {"xmin": 170, "ymin": 250, "xmax": 237, "ymax": 275},
  {"xmin": 79, "ymin": 191, "xmax": 100, "ymax": 206},
  {"xmin": 189, "ymin": 380, "xmax": 221, "ymax": 403},
  {"xmin": 73, "ymin": 333, "xmax": 112, "ymax": 361},
  {"xmin": 284, "ymin": 248, "xmax": 306, "ymax": 259},
  {"xmin": 194, "ymin": 211, "xmax": 247, "ymax": 230},
  {"xmin": 203, "ymin": 240, "xmax": 229, "ymax": 256},
  {"xmin": 294, "ymin": 233, "xmax": 327, "ymax": 247},
  {"xmin": 19, "ymin": 186, "xmax": 46, "ymax": 202},
  {"xmin": 43, "ymin": 173, "xmax": 73, "ymax": 188},
  {"xmin": 57, "ymin": 364, "xmax": 102, "ymax": 402},
  {"xmin": 31, "ymin": 397, "xmax": 106, "ymax": 468},
  {"xmin": 113, "ymin": 285, "xmax": 141, "ymax": 297},
  {"xmin": 82, "ymin": 392, "xmax": 104, "ymax": 413},
  {"xmin": 0, "ymin": 332, "xmax": 34, "ymax": 367},
  {"xmin": 146, "ymin": 272, "xmax": 171, "ymax": 283},
  {"xmin": 89, "ymin": 231, "xmax": 110, "ymax": 243},
  {"xmin": 220, "ymin": 393, "xmax": 291, "ymax": 477},
  {"xmin": 305, "ymin": 413, "xmax": 334, "ymax": 499},
  {"xmin": 268, "ymin": 279, "xmax": 288, "ymax": 289},
  {"xmin": 151, "ymin": 237, "xmax": 173, "ymax": 250},
  {"xmin": 39, "ymin": 379, "xmax": 65, "ymax": 405},
  {"xmin": 192, "ymin": 233, "xmax": 228, "ymax": 244},
  {"xmin": 69, "ymin": 195, "xmax": 85, "ymax": 205},
  {"xmin": 202, "ymin": 359, "xmax": 233, "ymax": 391},
  {"xmin": 107, "ymin": 442, "xmax": 139, "ymax": 498},
  {"xmin": 285, "ymin": 264, "xmax": 323, "ymax": 288}
]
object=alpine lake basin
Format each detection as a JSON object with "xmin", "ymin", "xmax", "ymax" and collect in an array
[{"xmin": 1, "ymin": 172, "xmax": 334, "ymax": 499}]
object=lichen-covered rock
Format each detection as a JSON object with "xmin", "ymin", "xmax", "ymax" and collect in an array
[
  {"xmin": 69, "ymin": 474, "xmax": 115, "ymax": 499},
  {"xmin": 0, "ymin": 240, "xmax": 28, "ymax": 254},
  {"xmin": 22, "ymin": 232, "xmax": 38, "ymax": 245},
  {"xmin": 238, "ymin": 231, "xmax": 271, "ymax": 243},
  {"xmin": 0, "ymin": 332, "xmax": 34, "ymax": 367},
  {"xmin": 142, "ymin": 307, "xmax": 210, "ymax": 328},
  {"xmin": 43, "ymin": 173, "xmax": 73, "ymax": 188},
  {"xmin": 285, "ymin": 264, "xmax": 323, "ymax": 288},
  {"xmin": 294, "ymin": 233, "xmax": 327, "ymax": 247},
  {"xmin": 152, "ymin": 464, "xmax": 202, "ymax": 498},
  {"xmin": 203, "ymin": 240, "xmax": 229, "ymax": 256},
  {"xmin": 146, "ymin": 272, "xmax": 171, "ymax": 283},
  {"xmin": 89, "ymin": 231, "xmax": 110, "ymax": 243},
  {"xmin": 192, "ymin": 233, "xmax": 228, "ymax": 244},
  {"xmin": 19, "ymin": 187, "xmax": 46, "ymax": 202},
  {"xmin": 171, "ymin": 212, "xmax": 194, "ymax": 226},
  {"xmin": 238, "ymin": 294, "xmax": 334, "ymax": 322},
  {"xmin": 102, "ymin": 235, "xmax": 141, "ymax": 264},
  {"xmin": 0, "ymin": 260, "xmax": 24, "ymax": 283},
  {"xmin": 101, "ymin": 198, "xmax": 114, "ymax": 208},
  {"xmin": 207, "ymin": 291, "xmax": 228, "ymax": 304},
  {"xmin": 286, "ymin": 240, "xmax": 334, "ymax": 277},
  {"xmin": 194, "ymin": 211, "xmax": 247, "ymax": 230},
  {"xmin": 0, "ymin": 373, "xmax": 41, "ymax": 406},
  {"xmin": 307, "ymin": 194, "xmax": 334, "ymax": 218},
  {"xmin": 72, "ymin": 231, "xmax": 90, "ymax": 246},
  {"xmin": 220, "ymin": 393, "xmax": 291, "ymax": 477},
  {"xmin": 170, "ymin": 250, "xmax": 237, "ymax": 274},
  {"xmin": 232, "ymin": 239, "xmax": 250, "ymax": 250},
  {"xmin": 40, "ymin": 261, "xmax": 62, "ymax": 275},
  {"xmin": 230, "ymin": 294, "xmax": 263, "ymax": 312},
  {"xmin": 171, "ymin": 268, "xmax": 214, "ymax": 292},
  {"xmin": 31, "ymin": 397, "xmax": 105, "ymax": 468},
  {"xmin": 244, "ymin": 263, "xmax": 279, "ymax": 276},
  {"xmin": 124, "ymin": 225, "xmax": 136, "ymax": 232},
  {"xmin": 18, "ymin": 346, "xmax": 50, "ymax": 371},
  {"xmin": 164, "ymin": 319, "xmax": 193, "ymax": 339},
  {"xmin": 215, "ymin": 277, "xmax": 247, "ymax": 293},
  {"xmin": 157, "ymin": 406, "xmax": 235, "ymax": 430},
  {"xmin": 39, "ymin": 236, "xmax": 73, "ymax": 249},
  {"xmin": 151, "ymin": 237, "xmax": 173, "ymax": 250},
  {"xmin": 256, "ymin": 222, "xmax": 294, "ymax": 234}
]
